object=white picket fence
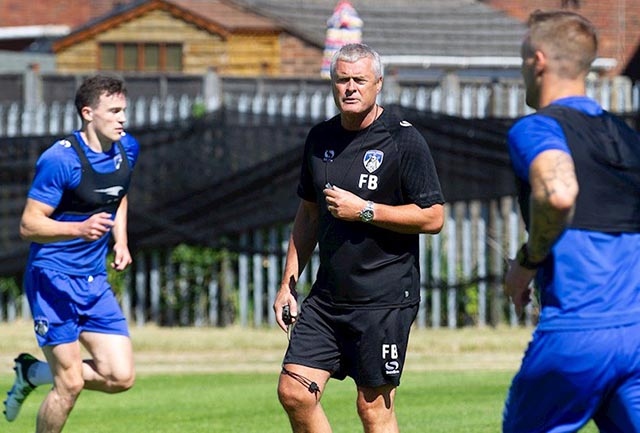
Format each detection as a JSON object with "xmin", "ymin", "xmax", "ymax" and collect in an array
[
  {"xmin": 0, "ymin": 196, "xmax": 532, "ymax": 329},
  {"xmin": 226, "ymin": 74, "xmax": 639, "ymax": 120},
  {"xmin": 122, "ymin": 197, "xmax": 532, "ymax": 329},
  {"xmin": 0, "ymin": 94, "xmax": 200, "ymax": 137},
  {"xmin": 1, "ymin": 75, "xmax": 638, "ymax": 328},
  {"xmin": 1, "ymin": 75, "xmax": 638, "ymax": 137}
]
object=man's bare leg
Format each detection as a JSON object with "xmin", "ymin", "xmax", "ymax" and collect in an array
[
  {"xmin": 357, "ymin": 384, "xmax": 399, "ymax": 433},
  {"xmin": 36, "ymin": 333, "xmax": 134, "ymax": 433},
  {"xmin": 278, "ymin": 364, "xmax": 332, "ymax": 433}
]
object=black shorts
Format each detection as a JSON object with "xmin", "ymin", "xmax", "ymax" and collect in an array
[{"xmin": 283, "ymin": 295, "xmax": 418, "ymax": 388}]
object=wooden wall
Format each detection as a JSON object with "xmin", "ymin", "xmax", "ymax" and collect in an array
[
  {"xmin": 227, "ymin": 33, "xmax": 280, "ymax": 76},
  {"xmin": 55, "ymin": 9, "xmax": 323, "ymax": 77}
]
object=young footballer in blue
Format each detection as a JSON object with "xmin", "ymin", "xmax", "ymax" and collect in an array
[
  {"xmin": 503, "ymin": 11, "xmax": 640, "ymax": 433},
  {"xmin": 3, "ymin": 75, "xmax": 139, "ymax": 433},
  {"xmin": 273, "ymin": 44, "xmax": 444, "ymax": 433}
]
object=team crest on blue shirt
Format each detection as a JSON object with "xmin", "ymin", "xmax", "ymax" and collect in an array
[
  {"xmin": 363, "ymin": 150, "xmax": 383, "ymax": 173},
  {"xmin": 58, "ymin": 139, "xmax": 72, "ymax": 148},
  {"xmin": 34, "ymin": 317, "xmax": 49, "ymax": 337}
]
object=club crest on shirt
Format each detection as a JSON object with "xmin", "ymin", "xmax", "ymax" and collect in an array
[
  {"xmin": 58, "ymin": 139, "xmax": 72, "ymax": 148},
  {"xmin": 363, "ymin": 150, "xmax": 383, "ymax": 173},
  {"xmin": 34, "ymin": 317, "xmax": 49, "ymax": 337}
]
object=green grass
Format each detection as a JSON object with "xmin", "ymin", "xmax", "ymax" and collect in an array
[
  {"xmin": 0, "ymin": 371, "xmax": 598, "ymax": 433},
  {"xmin": 0, "ymin": 324, "xmax": 599, "ymax": 432}
]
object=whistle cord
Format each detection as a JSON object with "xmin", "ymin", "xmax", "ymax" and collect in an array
[{"xmin": 281, "ymin": 367, "xmax": 320, "ymax": 395}]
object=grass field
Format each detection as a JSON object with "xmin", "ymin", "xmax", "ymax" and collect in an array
[{"xmin": 0, "ymin": 323, "xmax": 598, "ymax": 432}]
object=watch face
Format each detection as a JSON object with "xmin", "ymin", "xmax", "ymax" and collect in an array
[{"xmin": 360, "ymin": 209, "xmax": 374, "ymax": 222}]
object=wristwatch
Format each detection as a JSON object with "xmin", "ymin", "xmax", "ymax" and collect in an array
[
  {"xmin": 516, "ymin": 243, "xmax": 544, "ymax": 270},
  {"xmin": 359, "ymin": 201, "xmax": 375, "ymax": 223}
]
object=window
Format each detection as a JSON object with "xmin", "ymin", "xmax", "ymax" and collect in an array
[
  {"xmin": 123, "ymin": 44, "xmax": 138, "ymax": 71},
  {"xmin": 144, "ymin": 45, "xmax": 160, "ymax": 71},
  {"xmin": 99, "ymin": 42, "xmax": 183, "ymax": 72},
  {"xmin": 166, "ymin": 44, "xmax": 183, "ymax": 72},
  {"xmin": 100, "ymin": 44, "xmax": 117, "ymax": 70}
]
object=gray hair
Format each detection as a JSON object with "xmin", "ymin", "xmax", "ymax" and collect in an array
[{"xmin": 329, "ymin": 43, "xmax": 383, "ymax": 80}]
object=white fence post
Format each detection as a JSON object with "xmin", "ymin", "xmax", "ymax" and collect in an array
[
  {"xmin": 267, "ymin": 227, "xmax": 279, "ymax": 326},
  {"xmin": 252, "ymin": 230, "xmax": 264, "ymax": 326},
  {"xmin": 446, "ymin": 204, "xmax": 457, "ymax": 329},
  {"xmin": 476, "ymin": 202, "xmax": 488, "ymax": 327},
  {"xmin": 135, "ymin": 252, "xmax": 147, "ymax": 327},
  {"xmin": 238, "ymin": 233, "xmax": 249, "ymax": 327},
  {"xmin": 431, "ymin": 232, "xmax": 442, "ymax": 328},
  {"xmin": 418, "ymin": 233, "xmax": 427, "ymax": 328},
  {"xmin": 149, "ymin": 251, "xmax": 161, "ymax": 324}
]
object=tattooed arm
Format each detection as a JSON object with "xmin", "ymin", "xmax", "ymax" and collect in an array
[
  {"xmin": 526, "ymin": 149, "xmax": 579, "ymax": 261},
  {"xmin": 504, "ymin": 149, "xmax": 579, "ymax": 315}
]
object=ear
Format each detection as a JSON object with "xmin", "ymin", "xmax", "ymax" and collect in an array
[
  {"xmin": 376, "ymin": 77, "xmax": 383, "ymax": 93},
  {"xmin": 81, "ymin": 106, "xmax": 93, "ymax": 122},
  {"xmin": 534, "ymin": 50, "xmax": 547, "ymax": 75}
]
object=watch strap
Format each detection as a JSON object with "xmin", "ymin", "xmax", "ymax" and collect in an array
[
  {"xmin": 359, "ymin": 201, "xmax": 374, "ymax": 222},
  {"xmin": 516, "ymin": 243, "xmax": 544, "ymax": 270}
]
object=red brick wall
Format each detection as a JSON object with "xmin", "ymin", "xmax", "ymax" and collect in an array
[
  {"xmin": 0, "ymin": 0, "xmax": 123, "ymax": 28},
  {"xmin": 279, "ymin": 33, "xmax": 323, "ymax": 77},
  {"xmin": 482, "ymin": 0, "xmax": 640, "ymax": 76}
]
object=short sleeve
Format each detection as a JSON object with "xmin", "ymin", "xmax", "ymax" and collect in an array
[
  {"xmin": 508, "ymin": 114, "xmax": 569, "ymax": 181},
  {"xmin": 27, "ymin": 140, "xmax": 81, "ymax": 208},
  {"xmin": 399, "ymin": 126, "xmax": 445, "ymax": 208}
]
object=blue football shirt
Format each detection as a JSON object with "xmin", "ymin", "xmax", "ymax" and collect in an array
[
  {"xmin": 26, "ymin": 130, "xmax": 139, "ymax": 275},
  {"xmin": 508, "ymin": 97, "xmax": 640, "ymax": 330}
]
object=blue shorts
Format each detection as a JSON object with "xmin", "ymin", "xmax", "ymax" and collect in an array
[
  {"xmin": 24, "ymin": 266, "xmax": 130, "ymax": 347},
  {"xmin": 502, "ymin": 324, "xmax": 640, "ymax": 433}
]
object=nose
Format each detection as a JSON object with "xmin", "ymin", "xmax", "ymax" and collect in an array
[
  {"xmin": 345, "ymin": 79, "xmax": 357, "ymax": 93},
  {"xmin": 347, "ymin": 78, "xmax": 357, "ymax": 88}
]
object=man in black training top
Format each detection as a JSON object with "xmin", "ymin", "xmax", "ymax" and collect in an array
[{"xmin": 273, "ymin": 43, "xmax": 445, "ymax": 433}]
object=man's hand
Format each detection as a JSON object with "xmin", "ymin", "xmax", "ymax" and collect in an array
[
  {"xmin": 503, "ymin": 259, "xmax": 537, "ymax": 317},
  {"xmin": 111, "ymin": 242, "xmax": 133, "ymax": 271},
  {"xmin": 324, "ymin": 185, "xmax": 366, "ymax": 221},
  {"xmin": 79, "ymin": 212, "xmax": 114, "ymax": 241},
  {"xmin": 273, "ymin": 285, "xmax": 299, "ymax": 333}
]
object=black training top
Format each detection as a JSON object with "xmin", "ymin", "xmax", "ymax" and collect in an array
[
  {"xmin": 518, "ymin": 104, "xmax": 640, "ymax": 233},
  {"xmin": 52, "ymin": 134, "xmax": 132, "ymax": 218},
  {"xmin": 298, "ymin": 108, "xmax": 444, "ymax": 308}
]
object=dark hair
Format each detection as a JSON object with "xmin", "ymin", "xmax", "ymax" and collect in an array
[{"xmin": 74, "ymin": 74, "xmax": 127, "ymax": 117}]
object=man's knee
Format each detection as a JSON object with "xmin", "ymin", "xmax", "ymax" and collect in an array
[
  {"xmin": 52, "ymin": 372, "xmax": 84, "ymax": 410},
  {"xmin": 356, "ymin": 385, "xmax": 396, "ymax": 424},
  {"xmin": 278, "ymin": 377, "xmax": 319, "ymax": 414},
  {"xmin": 108, "ymin": 369, "xmax": 135, "ymax": 393},
  {"xmin": 278, "ymin": 381, "xmax": 306, "ymax": 412},
  {"xmin": 58, "ymin": 376, "xmax": 85, "ymax": 398},
  {"xmin": 357, "ymin": 400, "xmax": 392, "ymax": 424}
]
